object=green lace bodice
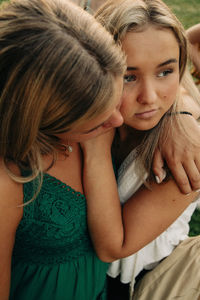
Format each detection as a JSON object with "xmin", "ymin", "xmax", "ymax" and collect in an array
[
  {"xmin": 10, "ymin": 173, "xmax": 108, "ymax": 300},
  {"xmin": 12, "ymin": 174, "xmax": 93, "ymax": 265}
]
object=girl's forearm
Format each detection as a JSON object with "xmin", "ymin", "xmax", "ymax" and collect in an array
[{"xmin": 83, "ymin": 149, "xmax": 124, "ymax": 262}]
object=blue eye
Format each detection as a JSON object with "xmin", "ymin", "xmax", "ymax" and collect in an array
[
  {"xmin": 158, "ymin": 69, "xmax": 173, "ymax": 78},
  {"xmin": 124, "ymin": 74, "xmax": 137, "ymax": 83}
]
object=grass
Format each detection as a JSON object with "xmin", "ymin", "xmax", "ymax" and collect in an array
[
  {"xmin": 189, "ymin": 208, "xmax": 200, "ymax": 236},
  {"xmin": 164, "ymin": 0, "xmax": 200, "ymax": 29}
]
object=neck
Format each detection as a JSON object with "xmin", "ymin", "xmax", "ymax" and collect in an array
[
  {"xmin": 113, "ymin": 125, "xmax": 144, "ymax": 167},
  {"xmin": 118, "ymin": 125, "xmax": 144, "ymax": 148}
]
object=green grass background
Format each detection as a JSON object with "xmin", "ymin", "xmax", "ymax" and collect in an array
[
  {"xmin": 0, "ymin": 0, "xmax": 199, "ymax": 234},
  {"xmin": 164, "ymin": 0, "xmax": 200, "ymax": 28}
]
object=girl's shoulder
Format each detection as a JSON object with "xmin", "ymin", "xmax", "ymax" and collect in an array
[
  {"xmin": 0, "ymin": 158, "xmax": 23, "ymax": 220},
  {"xmin": 0, "ymin": 159, "xmax": 23, "ymax": 298}
]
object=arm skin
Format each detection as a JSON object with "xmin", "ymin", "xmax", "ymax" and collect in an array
[
  {"xmin": 0, "ymin": 161, "xmax": 23, "ymax": 300},
  {"xmin": 186, "ymin": 24, "xmax": 200, "ymax": 72},
  {"xmin": 81, "ymin": 131, "xmax": 198, "ymax": 263},
  {"xmin": 153, "ymin": 84, "xmax": 200, "ymax": 194}
]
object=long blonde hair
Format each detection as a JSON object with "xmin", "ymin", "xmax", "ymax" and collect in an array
[
  {"xmin": 95, "ymin": 0, "xmax": 200, "ymax": 181},
  {"xmin": 0, "ymin": 0, "xmax": 126, "ymax": 184}
]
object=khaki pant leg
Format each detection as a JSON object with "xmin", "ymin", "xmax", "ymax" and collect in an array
[{"xmin": 133, "ymin": 236, "xmax": 200, "ymax": 300}]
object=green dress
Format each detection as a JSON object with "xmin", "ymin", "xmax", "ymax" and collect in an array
[{"xmin": 10, "ymin": 173, "xmax": 108, "ymax": 300}]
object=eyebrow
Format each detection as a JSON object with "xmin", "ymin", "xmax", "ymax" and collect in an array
[
  {"xmin": 157, "ymin": 58, "xmax": 178, "ymax": 68},
  {"xmin": 126, "ymin": 58, "xmax": 178, "ymax": 71}
]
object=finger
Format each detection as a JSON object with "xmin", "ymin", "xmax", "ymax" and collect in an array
[
  {"xmin": 152, "ymin": 148, "xmax": 165, "ymax": 183},
  {"xmin": 183, "ymin": 158, "xmax": 200, "ymax": 191},
  {"xmin": 194, "ymin": 156, "xmax": 200, "ymax": 184},
  {"xmin": 168, "ymin": 162, "xmax": 192, "ymax": 194}
]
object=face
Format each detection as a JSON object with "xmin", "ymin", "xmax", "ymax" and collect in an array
[
  {"xmin": 120, "ymin": 26, "xmax": 180, "ymax": 131},
  {"xmin": 59, "ymin": 75, "xmax": 124, "ymax": 143}
]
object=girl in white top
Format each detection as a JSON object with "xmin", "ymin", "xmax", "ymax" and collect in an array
[{"xmin": 81, "ymin": 0, "xmax": 200, "ymax": 299}]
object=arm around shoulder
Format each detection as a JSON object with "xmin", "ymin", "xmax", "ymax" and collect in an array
[{"xmin": 83, "ymin": 141, "xmax": 198, "ymax": 262}]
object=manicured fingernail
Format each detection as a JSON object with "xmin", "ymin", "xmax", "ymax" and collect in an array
[
  {"xmin": 162, "ymin": 169, "xmax": 167, "ymax": 181},
  {"xmin": 155, "ymin": 176, "xmax": 160, "ymax": 184},
  {"xmin": 155, "ymin": 169, "xmax": 167, "ymax": 184}
]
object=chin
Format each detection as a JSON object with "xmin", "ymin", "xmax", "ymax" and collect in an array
[{"xmin": 133, "ymin": 121, "xmax": 159, "ymax": 131}]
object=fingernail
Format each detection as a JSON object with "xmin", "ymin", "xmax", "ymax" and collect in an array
[
  {"xmin": 155, "ymin": 169, "xmax": 167, "ymax": 184},
  {"xmin": 195, "ymin": 189, "xmax": 200, "ymax": 193},
  {"xmin": 162, "ymin": 169, "xmax": 167, "ymax": 181},
  {"xmin": 155, "ymin": 176, "xmax": 160, "ymax": 184}
]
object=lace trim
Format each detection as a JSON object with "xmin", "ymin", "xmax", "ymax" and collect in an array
[
  {"xmin": 13, "ymin": 173, "xmax": 95, "ymax": 265},
  {"xmin": 42, "ymin": 173, "xmax": 84, "ymax": 195}
]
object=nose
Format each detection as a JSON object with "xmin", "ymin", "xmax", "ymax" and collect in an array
[
  {"xmin": 103, "ymin": 109, "xmax": 124, "ymax": 129},
  {"xmin": 137, "ymin": 78, "xmax": 157, "ymax": 105}
]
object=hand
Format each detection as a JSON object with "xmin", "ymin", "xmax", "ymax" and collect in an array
[
  {"xmin": 80, "ymin": 128, "xmax": 115, "ymax": 156},
  {"xmin": 153, "ymin": 116, "xmax": 200, "ymax": 194}
]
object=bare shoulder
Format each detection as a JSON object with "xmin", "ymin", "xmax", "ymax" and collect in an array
[
  {"xmin": 0, "ymin": 159, "xmax": 23, "ymax": 298},
  {"xmin": 0, "ymin": 158, "xmax": 23, "ymax": 228},
  {"xmin": 186, "ymin": 24, "xmax": 200, "ymax": 43}
]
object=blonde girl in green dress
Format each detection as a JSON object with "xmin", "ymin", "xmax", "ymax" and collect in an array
[{"xmin": 0, "ymin": 0, "xmax": 126, "ymax": 299}]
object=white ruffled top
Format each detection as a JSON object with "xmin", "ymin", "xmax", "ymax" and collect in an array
[{"xmin": 107, "ymin": 149, "xmax": 199, "ymax": 294}]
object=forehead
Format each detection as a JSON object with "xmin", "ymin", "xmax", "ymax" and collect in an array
[{"xmin": 122, "ymin": 26, "xmax": 179, "ymax": 65}]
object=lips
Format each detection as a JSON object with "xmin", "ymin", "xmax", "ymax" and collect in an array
[{"xmin": 135, "ymin": 109, "xmax": 158, "ymax": 119}]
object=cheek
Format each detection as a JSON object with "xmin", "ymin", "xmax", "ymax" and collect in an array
[
  {"xmin": 120, "ymin": 92, "xmax": 136, "ymax": 117},
  {"xmin": 162, "ymin": 79, "xmax": 179, "ymax": 106}
]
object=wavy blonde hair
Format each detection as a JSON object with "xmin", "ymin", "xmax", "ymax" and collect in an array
[
  {"xmin": 95, "ymin": 0, "xmax": 200, "ymax": 181},
  {"xmin": 0, "ymin": 0, "xmax": 126, "ymax": 185}
]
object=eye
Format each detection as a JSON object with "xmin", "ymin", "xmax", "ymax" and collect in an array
[
  {"xmin": 158, "ymin": 69, "xmax": 173, "ymax": 78},
  {"xmin": 124, "ymin": 74, "xmax": 137, "ymax": 83},
  {"xmin": 83, "ymin": 125, "xmax": 101, "ymax": 134}
]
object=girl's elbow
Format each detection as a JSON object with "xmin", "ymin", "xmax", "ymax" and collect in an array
[
  {"xmin": 95, "ymin": 248, "xmax": 121, "ymax": 263},
  {"xmin": 95, "ymin": 244, "xmax": 140, "ymax": 262},
  {"xmin": 96, "ymin": 251, "xmax": 118, "ymax": 263}
]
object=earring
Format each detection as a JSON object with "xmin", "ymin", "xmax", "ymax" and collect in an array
[{"xmin": 61, "ymin": 142, "xmax": 73, "ymax": 155}]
